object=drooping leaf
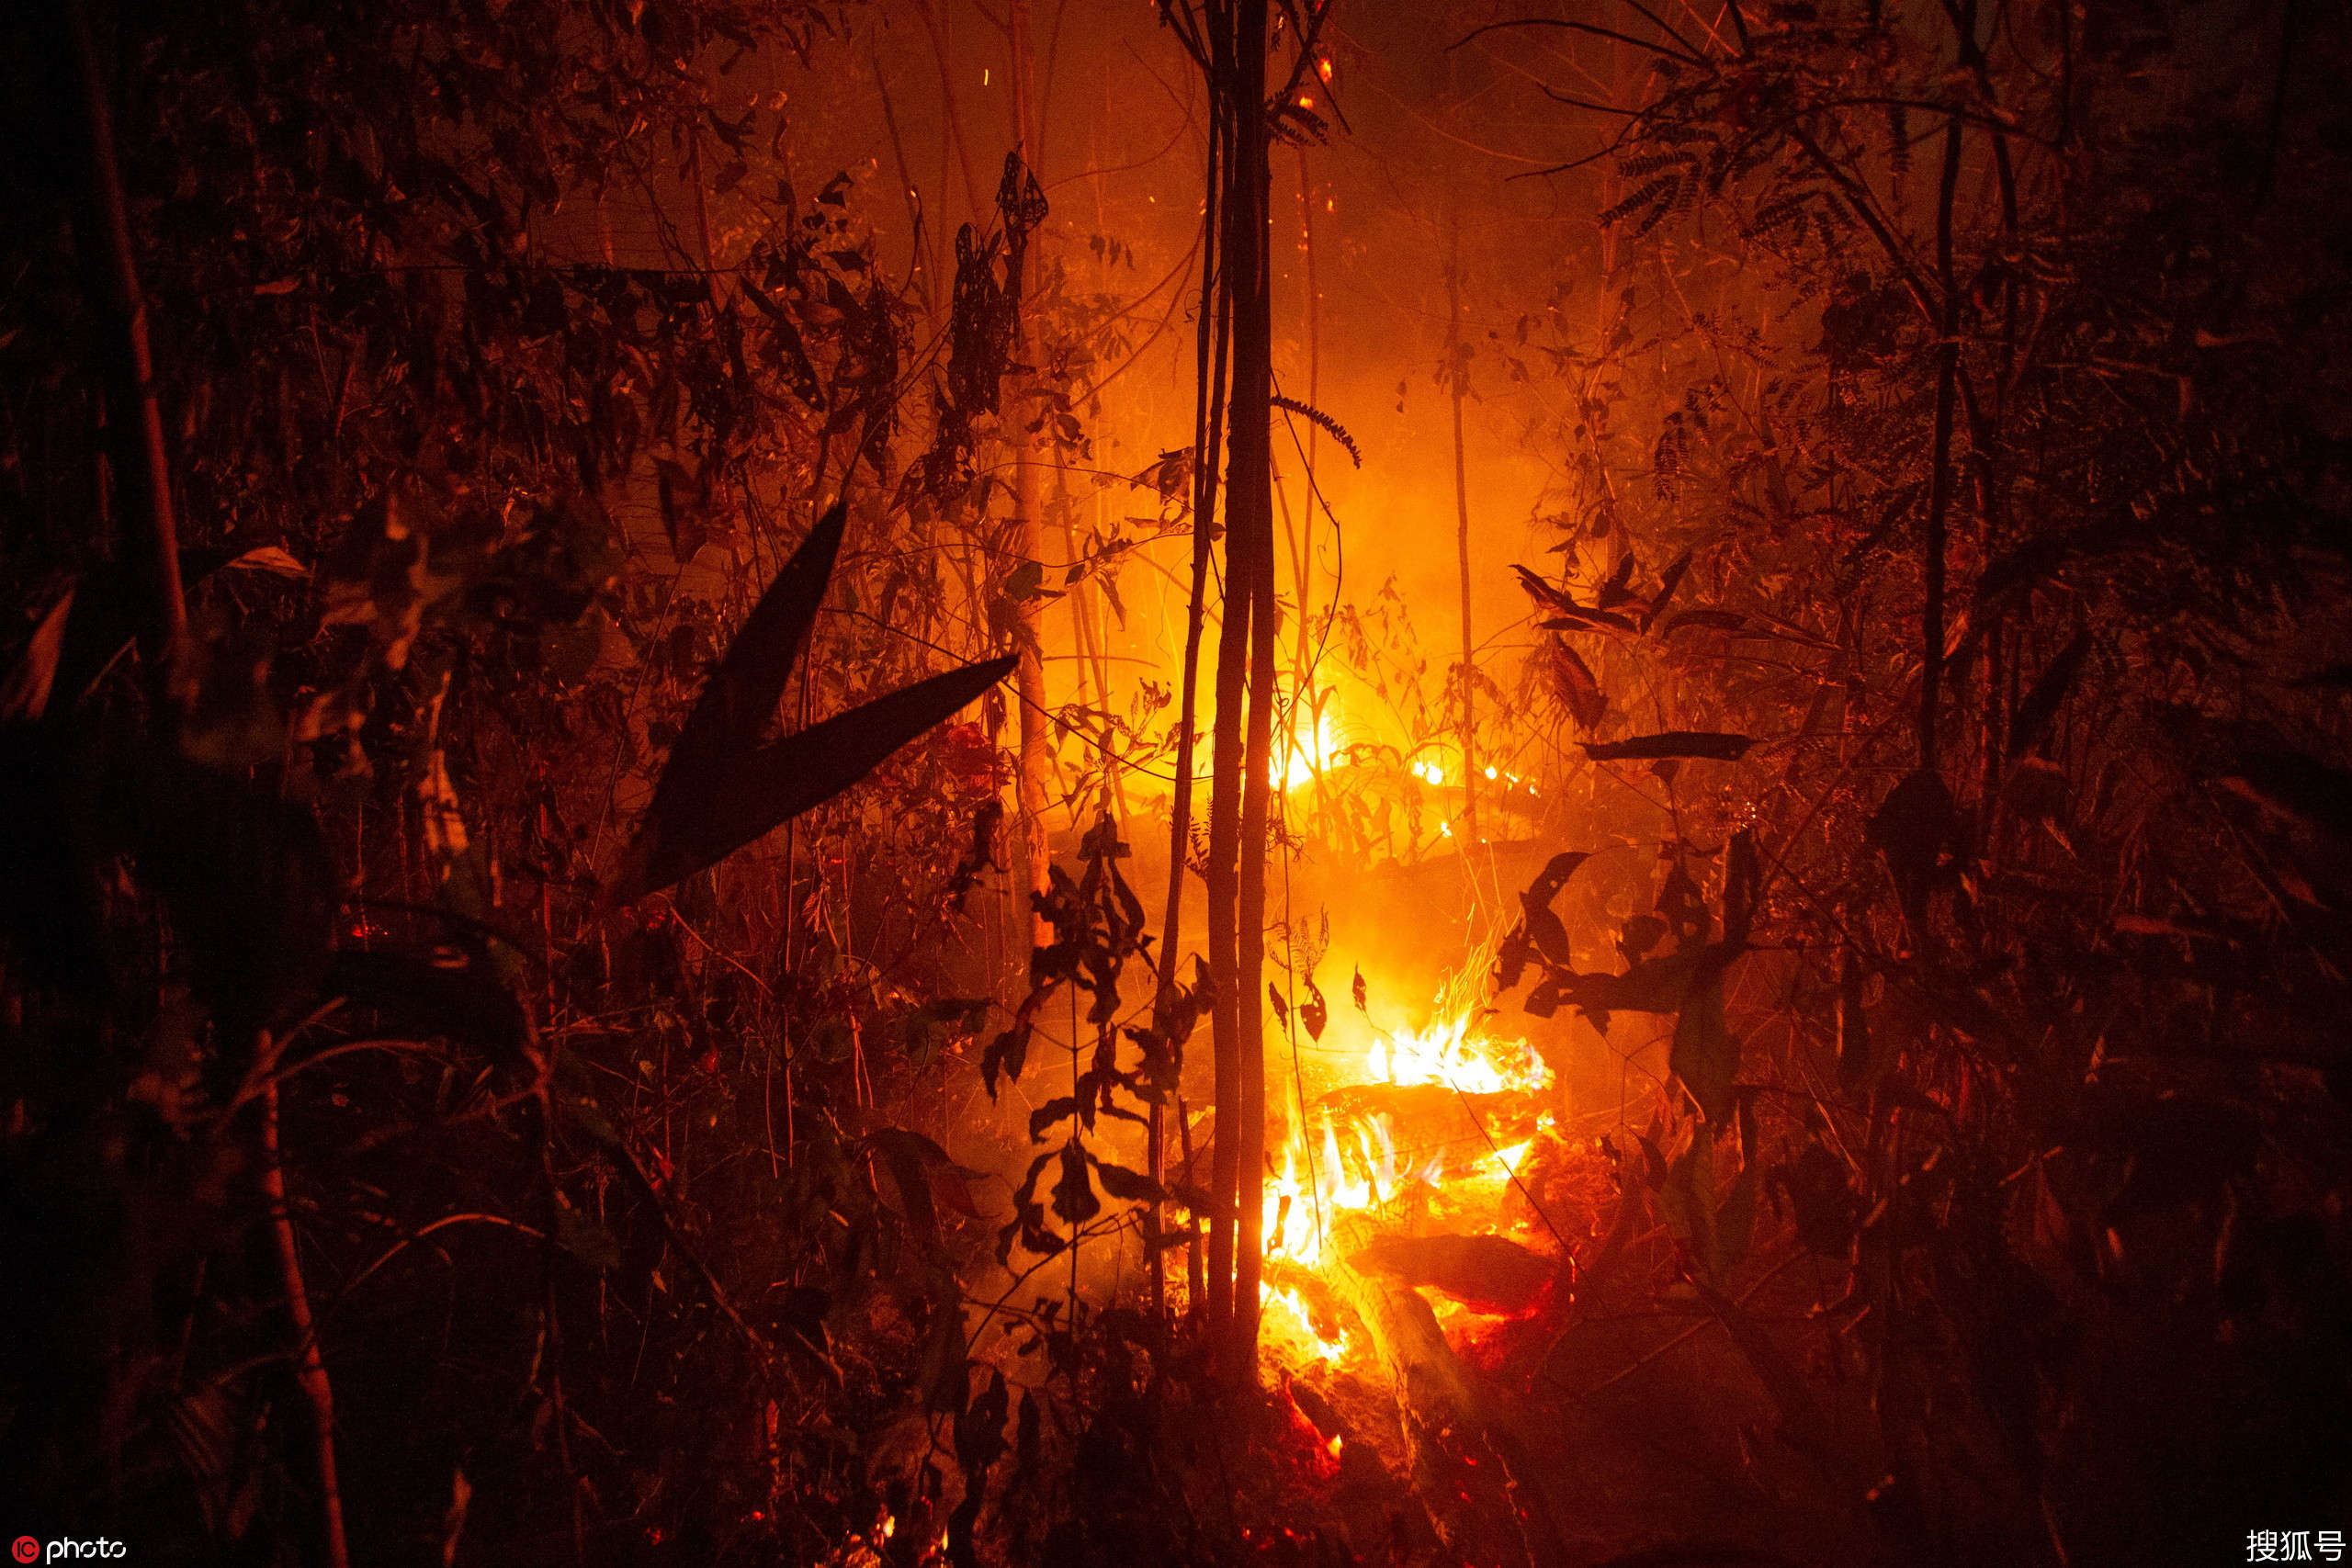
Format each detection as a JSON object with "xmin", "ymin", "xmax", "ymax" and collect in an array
[
  {"xmin": 1640, "ymin": 549, "xmax": 1693, "ymax": 631},
  {"xmin": 982, "ymin": 1021, "xmax": 1033, "ymax": 1096},
  {"xmin": 1540, "ymin": 606, "xmax": 1642, "ymax": 635},
  {"xmin": 1617, "ymin": 912, "xmax": 1668, "ymax": 967},
  {"xmin": 1868, "ymin": 767, "xmax": 1959, "ymax": 927},
  {"xmin": 2007, "ymin": 629, "xmax": 2089, "ymax": 759},
  {"xmin": 1596, "ymin": 550, "xmax": 1640, "ymax": 610},
  {"xmin": 1583, "ymin": 731, "xmax": 1754, "ymax": 762},
  {"xmin": 920, "ymin": 1302, "xmax": 969, "ymax": 1417},
  {"xmin": 1090, "ymin": 1157, "xmax": 1164, "ymax": 1204},
  {"xmin": 554, "ymin": 1207, "xmax": 623, "ymax": 1272},
  {"xmin": 1299, "ymin": 975, "xmax": 1329, "ymax": 1041},
  {"xmin": 1517, "ymin": 850, "xmax": 1588, "ymax": 967},
  {"xmin": 1050, "ymin": 1141, "xmax": 1102, "ymax": 1225},
  {"xmin": 1545, "ymin": 637, "xmax": 1609, "ymax": 731},
  {"xmin": 1027, "ymin": 1096, "xmax": 1080, "ymax": 1143},
  {"xmin": 124, "ymin": 749, "xmax": 334, "ymax": 1043},
  {"xmin": 1669, "ymin": 947, "xmax": 1741, "ymax": 1123}
]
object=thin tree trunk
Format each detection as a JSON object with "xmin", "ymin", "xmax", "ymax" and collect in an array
[
  {"xmin": 1009, "ymin": 0, "xmax": 1052, "ymax": 946},
  {"xmin": 1445, "ymin": 222, "xmax": 1478, "ymax": 838},
  {"xmin": 263, "ymin": 1078, "xmax": 352, "ymax": 1568},
  {"xmin": 1225, "ymin": 0, "xmax": 1276, "ymax": 1373},
  {"xmin": 1921, "ymin": 115, "xmax": 1963, "ymax": 775},
  {"xmin": 65, "ymin": 0, "xmax": 186, "ymax": 685},
  {"xmin": 1150, "ymin": 98, "xmax": 1227, "ymax": 1316},
  {"xmin": 1202, "ymin": 0, "xmax": 1249, "ymax": 1336}
]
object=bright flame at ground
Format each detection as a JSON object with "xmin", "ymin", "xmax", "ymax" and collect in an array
[
  {"xmin": 1259, "ymin": 986, "xmax": 1557, "ymax": 1359},
  {"xmin": 1278, "ymin": 705, "xmax": 1345, "ymax": 792}
]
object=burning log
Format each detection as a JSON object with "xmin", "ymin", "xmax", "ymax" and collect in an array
[
  {"xmin": 1322, "ymin": 1213, "xmax": 1569, "ymax": 1568},
  {"xmin": 1349, "ymin": 1232, "xmax": 1557, "ymax": 1315}
]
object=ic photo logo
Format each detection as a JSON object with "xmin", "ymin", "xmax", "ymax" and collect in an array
[{"xmin": 11, "ymin": 1541, "xmax": 127, "ymax": 1562}]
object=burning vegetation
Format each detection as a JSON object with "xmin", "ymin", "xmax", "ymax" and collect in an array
[{"xmin": 4, "ymin": 0, "xmax": 2351, "ymax": 1565}]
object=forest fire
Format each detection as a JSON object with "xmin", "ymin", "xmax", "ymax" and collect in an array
[{"xmin": 6, "ymin": 0, "xmax": 2347, "ymax": 1563}]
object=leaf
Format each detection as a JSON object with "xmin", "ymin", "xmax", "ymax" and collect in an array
[
  {"xmin": 1518, "ymin": 850, "xmax": 1588, "ymax": 967},
  {"xmin": 1299, "ymin": 975, "xmax": 1328, "ymax": 1041},
  {"xmin": 1269, "ymin": 394, "xmax": 1363, "ymax": 467},
  {"xmin": 1027, "ymin": 1096, "xmax": 1079, "ymax": 1142},
  {"xmin": 0, "ymin": 588, "xmax": 74, "ymax": 721},
  {"xmin": 1669, "ymin": 947, "xmax": 1741, "ymax": 1123},
  {"xmin": 613, "ymin": 653, "xmax": 1018, "ymax": 902},
  {"xmin": 956, "ymin": 1365, "xmax": 1009, "ymax": 1476},
  {"xmin": 1540, "ymin": 606, "xmax": 1642, "ymax": 635},
  {"xmin": 123, "ymin": 750, "xmax": 334, "ymax": 1038},
  {"xmin": 554, "ymin": 1208, "xmax": 622, "ymax": 1272},
  {"xmin": 1715, "ymin": 1158, "xmax": 1758, "ymax": 1275},
  {"xmin": 869, "ymin": 1128, "xmax": 950, "ymax": 1248},
  {"xmin": 1545, "ymin": 637, "xmax": 1609, "ymax": 731},
  {"xmin": 1050, "ymin": 1142, "xmax": 1101, "ymax": 1225},
  {"xmin": 1617, "ymin": 913, "xmax": 1668, "ymax": 967},
  {"xmin": 1583, "ymin": 731, "xmax": 1753, "ymax": 762},
  {"xmin": 981, "ymin": 1022, "xmax": 1032, "ymax": 1096},
  {"xmin": 921, "ymin": 1303, "xmax": 968, "ymax": 1417},
  {"xmin": 1596, "ymin": 550, "xmax": 1640, "ymax": 610},
  {"xmin": 1267, "ymin": 982, "xmax": 1290, "ymax": 1031},
  {"xmin": 1351, "ymin": 965, "xmax": 1368, "ymax": 1013},
  {"xmin": 1090, "ymin": 1157, "xmax": 1164, "ymax": 1203},
  {"xmin": 662, "ymin": 501, "xmax": 844, "ymax": 794},
  {"xmin": 1662, "ymin": 608, "xmax": 1748, "ymax": 637},
  {"xmin": 1867, "ymin": 768, "xmax": 1959, "ymax": 926},
  {"xmin": 2007, "ymin": 629, "xmax": 2089, "ymax": 759}
]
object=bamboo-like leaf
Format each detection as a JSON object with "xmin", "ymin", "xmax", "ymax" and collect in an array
[
  {"xmin": 666, "ymin": 502, "xmax": 846, "ymax": 796},
  {"xmin": 614, "ymin": 651, "xmax": 1017, "ymax": 903}
]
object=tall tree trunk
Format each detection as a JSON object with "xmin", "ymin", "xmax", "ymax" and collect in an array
[
  {"xmin": 1445, "ymin": 219, "xmax": 1477, "ymax": 839},
  {"xmin": 64, "ymin": 0, "xmax": 186, "ymax": 688},
  {"xmin": 1151, "ymin": 93, "xmax": 1227, "ymax": 1316},
  {"xmin": 1211, "ymin": 0, "xmax": 1276, "ymax": 1373},
  {"xmin": 1009, "ymin": 0, "xmax": 1052, "ymax": 946}
]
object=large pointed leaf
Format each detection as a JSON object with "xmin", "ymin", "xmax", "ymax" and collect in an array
[
  {"xmin": 663, "ymin": 501, "xmax": 847, "ymax": 799},
  {"xmin": 614, "ymin": 654, "xmax": 1017, "ymax": 901}
]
